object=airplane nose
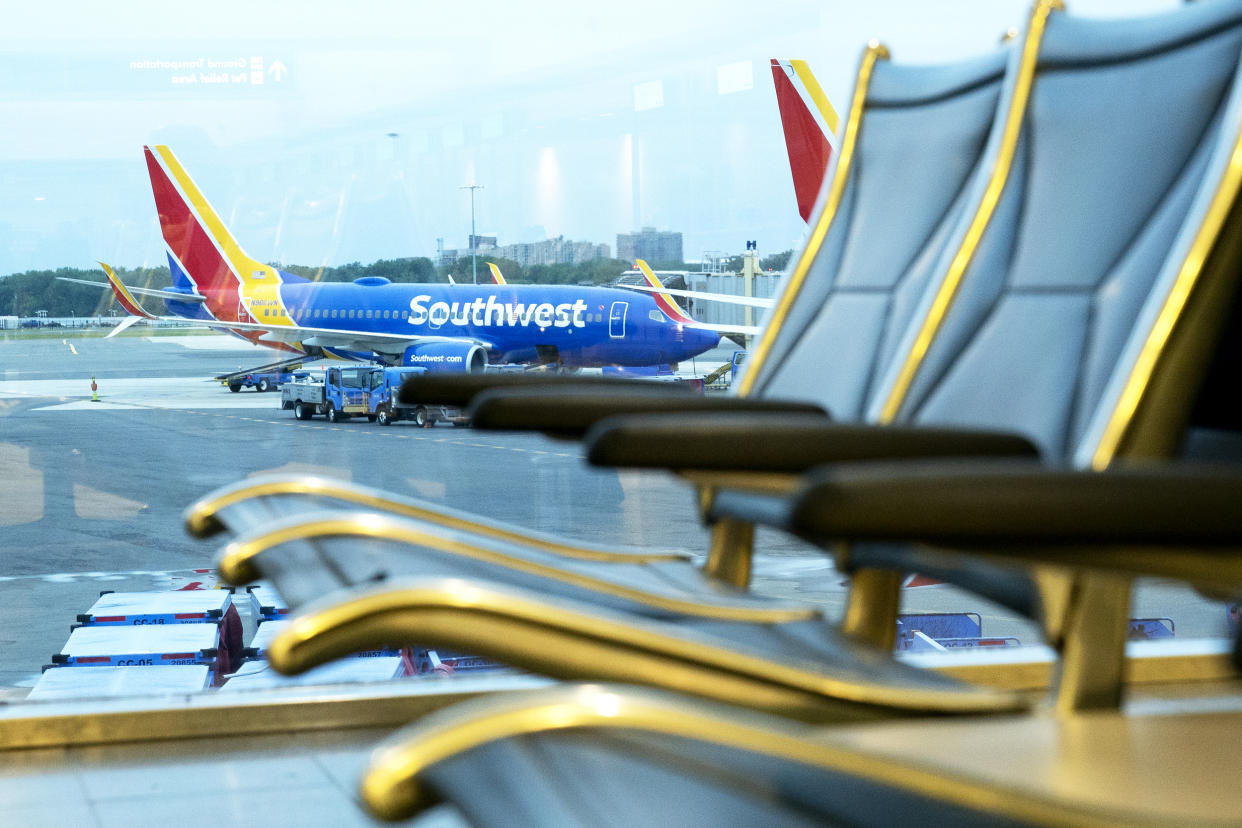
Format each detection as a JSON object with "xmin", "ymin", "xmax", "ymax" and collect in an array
[{"xmin": 689, "ymin": 326, "xmax": 721, "ymax": 357}]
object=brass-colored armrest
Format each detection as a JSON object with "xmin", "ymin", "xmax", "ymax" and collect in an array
[
  {"xmin": 359, "ymin": 683, "xmax": 1065, "ymax": 824},
  {"xmin": 359, "ymin": 683, "xmax": 846, "ymax": 820},
  {"xmin": 186, "ymin": 472, "xmax": 691, "ymax": 561},
  {"xmin": 265, "ymin": 577, "xmax": 1024, "ymax": 721},
  {"xmin": 217, "ymin": 511, "xmax": 813, "ymax": 621}
]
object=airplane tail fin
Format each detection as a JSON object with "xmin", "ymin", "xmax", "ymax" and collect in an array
[
  {"xmin": 144, "ymin": 145, "xmax": 275, "ymax": 323},
  {"xmin": 487, "ymin": 262, "xmax": 508, "ymax": 285},
  {"xmin": 770, "ymin": 59, "xmax": 839, "ymax": 223},
  {"xmin": 636, "ymin": 259, "xmax": 695, "ymax": 325}
]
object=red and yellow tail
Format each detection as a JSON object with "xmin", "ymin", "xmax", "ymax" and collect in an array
[
  {"xmin": 144, "ymin": 145, "xmax": 293, "ymax": 333},
  {"xmin": 636, "ymin": 259, "xmax": 695, "ymax": 325},
  {"xmin": 770, "ymin": 59, "xmax": 839, "ymax": 223}
]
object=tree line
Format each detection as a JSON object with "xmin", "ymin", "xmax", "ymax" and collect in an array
[{"xmin": 0, "ymin": 250, "xmax": 792, "ymax": 318}]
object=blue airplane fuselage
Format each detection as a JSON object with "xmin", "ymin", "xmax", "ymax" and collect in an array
[{"xmin": 175, "ymin": 276, "xmax": 722, "ymax": 368}]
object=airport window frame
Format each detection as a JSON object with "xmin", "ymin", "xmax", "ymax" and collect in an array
[{"xmin": 3, "ymin": 6, "xmax": 1235, "ymax": 733}]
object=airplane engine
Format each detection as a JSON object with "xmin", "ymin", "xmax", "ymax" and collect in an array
[{"xmin": 401, "ymin": 342, "xmax": 487, "ymax": 374}]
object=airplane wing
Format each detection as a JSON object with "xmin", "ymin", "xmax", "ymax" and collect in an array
[
  {"xmin": 58, "ymin": 270, "xmax": 206, "ymax": 308},
  {"xmin": 687, "ymin": 321, "xmax": 764, "ymax": 336},
  {"xmin": 632, "ymin": 259, "xmax": 767, "ymax": 338},
  {"xmin": 253, "ymin": 322, "xmax": 496, "ymax": 357},
  {"xmin": 106, "ymin": 310, "xmax": 497, "ymax": 356},
  {"xmin": 58, "ymin": 276, "xmax": 207, "ymax": 304},
  {"xmin": 618, "ymin": 283, "xmax": 774, "ymax": 309}
]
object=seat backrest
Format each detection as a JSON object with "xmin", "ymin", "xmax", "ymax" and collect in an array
[
  {"xmin": 866, "ymin": 0, "xmax": 1242, "ymax": 467},
  {"xmin": 738, "ymin": 46, "xmax": 1009, "ymax": 421}
]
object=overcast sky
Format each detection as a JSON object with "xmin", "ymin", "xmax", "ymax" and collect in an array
[{"xmin": 0, "ymin": 0, "xmax": 1177, "ymax": 274}]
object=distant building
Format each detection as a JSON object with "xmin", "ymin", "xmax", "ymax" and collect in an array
[
  {"xmin": 440, "ymin": 235, "xmax": 610, "ymax": 267},
  {"xmin": 616, "ymin": 227, "xmax": 683, "ymax": 264}
]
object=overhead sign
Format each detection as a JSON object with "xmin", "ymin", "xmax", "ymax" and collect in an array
[{"xmin": 128, "ymin": 55, "xmax": 288, "ymax": 90}]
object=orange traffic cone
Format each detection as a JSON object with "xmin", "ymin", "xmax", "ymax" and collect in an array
[{"xmin": 90, "ymin": 376, "xmax": 100, "ymax": 403}]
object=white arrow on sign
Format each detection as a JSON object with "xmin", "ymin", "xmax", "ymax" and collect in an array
[{"xmin": 268, "ymin": 60, "xmax": 288, "ymax": 82}]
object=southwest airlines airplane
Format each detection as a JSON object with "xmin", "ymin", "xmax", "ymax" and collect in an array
[
  {"xmin": 68, "ymin": 61, "xmax": 832, "ymax": 372},
  {"xmin": 68, "ymin": 146, "xmax": 740, "ymax": 372}
]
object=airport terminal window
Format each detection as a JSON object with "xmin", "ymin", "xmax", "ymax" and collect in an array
[{"xmin": 0, "ymin": 0, "xmax": 1233, "ymax": 719}]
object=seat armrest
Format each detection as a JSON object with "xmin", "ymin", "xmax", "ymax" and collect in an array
[
  {"xmin": 711, "ymin": 459, "xmax": 1242, "ymax": 620},
  {"xmin": 783, "ymin": 459, "xmax": 1242, "ymax": 549},
  {"xmin": 399, "ymin": 373, "xmax": 673, "ymax": 408},
  {"xmin": 469, "ymin": 387, "xmax": 827, "ymax": 438},
  {"xmin": 586, "ymin": 414, "xmax": 1037, "ymax": 473}
]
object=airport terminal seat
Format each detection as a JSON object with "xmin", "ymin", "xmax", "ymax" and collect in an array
[
  {"xmin": 355, "ymin": 681, "xmax": 1242, "ymax": 825},
  {"xmin": 580, "ymin": 0, "xmax": 1242, "ymax": 689},
  {"xmin": 187, "ymin": 37, "xmax": 1019, "ymax": 589},
  {"xmin": 340, "ymin": 460, "xmax": 1242, "ymax": 823},
  {"xmin": 186, "ymin": 0, "xmax": 1242, "ymax": 731}
]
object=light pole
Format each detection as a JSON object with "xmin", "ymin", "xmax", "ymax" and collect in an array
[{"xmin": 460, "ymin": 183, "xmax": 484, "ymax": 284}]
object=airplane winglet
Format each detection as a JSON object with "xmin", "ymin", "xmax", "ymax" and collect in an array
[
  {"xmin": 98, "ymin": 262, "xmax": 159, "ymax": 320},
  {"xmin": 487, "ymin": 262, "xmax": 508, "ymax": 285},
  {"xmin": 636, "ymin": 259, "xmax": 695, "ymax": 325}
]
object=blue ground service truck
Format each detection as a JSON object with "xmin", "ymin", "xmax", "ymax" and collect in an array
[{"xmin": 281, "ymin": 365, "xmax": 468, "ymax": 426}]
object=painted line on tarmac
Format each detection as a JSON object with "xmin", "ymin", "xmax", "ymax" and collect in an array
[{"xmin": 0, "ymin": 568, "xmax": 219, "ymax": 586}]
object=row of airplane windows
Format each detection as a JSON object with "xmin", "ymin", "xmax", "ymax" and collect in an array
[
  {"xmin": 293, "ymin": 308, "xmax": 411, "ymax": 320},
  {"xmin": 251, "ymin": 306, "xmax": 616, "ymax": 323}
]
